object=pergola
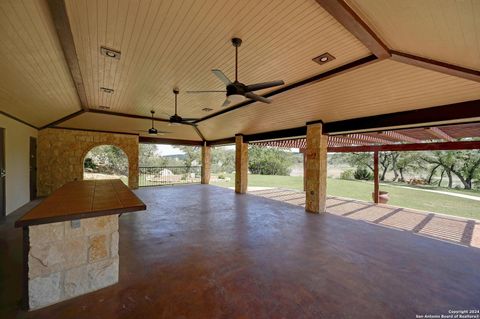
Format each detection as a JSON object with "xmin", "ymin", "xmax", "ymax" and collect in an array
[{"xmin": 250, "ymin": 122, "xmax": 480, "ymax": 204}]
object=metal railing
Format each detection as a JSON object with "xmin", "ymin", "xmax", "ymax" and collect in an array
[{"xmin": 139, "ymin": 166, "xmax": 201, "ymax": 187}]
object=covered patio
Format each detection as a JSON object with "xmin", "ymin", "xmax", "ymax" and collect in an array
[
  {"xmin": 2, "ymin": 184, "xmax": 480, "ymax": 318},
  {"xmin": 1, "ymin": 0, "xmax": 480, "ymax": 317}
]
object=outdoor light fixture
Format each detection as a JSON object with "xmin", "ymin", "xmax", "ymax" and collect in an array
[
  {"xmin": 100, "ymin": 46, "xmax": 121, "ymax": 60},
  {"xmin": 98, "ymin": 105, "xmax": 110, "ymax": 110},
  {"xmin": 100, "ymin": 87, "xmax": 114, "ymax": 94},
  {"xmin": 312, "ymin": 52, "xmax": 335, "ymax": 65}
]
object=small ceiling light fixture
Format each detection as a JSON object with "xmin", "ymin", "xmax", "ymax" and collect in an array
[
  {"xmin": 100, "ymin": 46, "xmax": 121, "ymax": 60},
  {"xmin": 98, "ymin": 105, "xmax": 110, "ymax": 110},
  {"xmin": 202, "ymin": 107, "xmax": 213, "ymax": 112},
  {"xmin": 100, "ymin": 87, "xmax": 114, "ymax": 94},
  {"xmin": 312, "ymin": 52, "xmax": 335, "ymax": 65}
]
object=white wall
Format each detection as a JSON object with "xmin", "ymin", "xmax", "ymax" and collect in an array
[{"xmin": 0, "ymin": 114, "xmax": 38, "ymax": 215}]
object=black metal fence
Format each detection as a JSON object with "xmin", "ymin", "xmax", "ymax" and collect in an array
[{"xmin": 139, "ymin": 166, "xmax": 202, "ymax": 187}]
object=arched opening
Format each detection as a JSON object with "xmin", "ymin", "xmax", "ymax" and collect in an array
[{"xmin": 83, "ymin": 145, "xmax": 129, "ymax": 186}]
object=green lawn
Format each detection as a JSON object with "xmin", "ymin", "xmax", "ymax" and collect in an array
[{"xmin": 212, "ymin": 174, "xmax": 480, "ymax": 220}]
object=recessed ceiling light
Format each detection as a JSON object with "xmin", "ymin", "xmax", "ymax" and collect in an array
[
  {"xmin": 312, "ymin": 52, "xmax": 335, "ymax": 65},
  {"xmin": 100, "ymin": 46, "xmax": 121, "ymax": 60},
  {"xmin": 202, "ymin": 107, "xmax": 213, "ymax": 112},
  {"xmin": 98, "ymin": 105, "xmax": 110, "ymax": 110},
  {"xmin": 100, "ymin": 87, "xmax": 114, "ymax": 94}
]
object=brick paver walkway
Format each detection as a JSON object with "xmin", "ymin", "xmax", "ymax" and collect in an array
[{"xmin": 249, "ymin": 188, "xmax": 480, "ymax": 248}]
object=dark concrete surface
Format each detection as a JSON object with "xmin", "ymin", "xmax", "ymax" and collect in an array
[{"xmin": 1, "ymin": 184, "xmax": 479, "ymax": 318}]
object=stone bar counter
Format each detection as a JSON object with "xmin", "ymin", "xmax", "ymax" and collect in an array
[{"xmin": 15, "ymin": 179, "xmax": 146, "ymax": 310}]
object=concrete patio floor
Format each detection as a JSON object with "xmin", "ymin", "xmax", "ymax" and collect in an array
[
  {"xmin": 248, "ymin": 187, "xmax": 480, "ymax": 248},
  {"xmin": 1, "ymin": 184, "xmax": 480, "ymax": 318}
]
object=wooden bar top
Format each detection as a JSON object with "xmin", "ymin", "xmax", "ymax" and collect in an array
[{"xmin": 15, "ymin": 180, "xmax": 146, "ymax": 227}]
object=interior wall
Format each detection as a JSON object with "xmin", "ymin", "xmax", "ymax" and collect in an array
[
  {"xmin": 38, "ymin": 128, "xmax": 139, "ymax": 196},
  {"xmin": 0, "ymin": 114, "xmax": 38, "ymax": 215}
]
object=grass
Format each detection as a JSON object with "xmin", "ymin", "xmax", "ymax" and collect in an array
[{"xmin": 212, "ymin": 174, "xmax": 480, "ymax": 220}]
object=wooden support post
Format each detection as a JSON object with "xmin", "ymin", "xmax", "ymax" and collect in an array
[
  {"xmin": 373, "ymin": 151, "xmax": 379, "ymax": 204},
  {"xmin": 235, "ymin": 134, "xmax": 248, "ymax": 194},
  {"xmin": 201, "ymin": 143, "xmax": 211, "ymax": 184},
  {"xmin": 305, "ymin": 123, "xmax": 328, "ymax": 213},
  {"xmin": 301, "ymin": 149, "xmax": 307, "ymax": 192}
]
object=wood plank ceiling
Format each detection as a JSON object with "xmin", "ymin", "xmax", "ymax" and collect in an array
[
  {"xmin": 0, "ymin": 0, "xmax": 80, "ymax": 127},
  {"xmin": 198, "ymin": 59, "xmax": 480, "ymax": 140},
  {"xmin": 63, "ymin": 0, "xmax": 370, "ymax": 119},
  {"xmin": 346, "ymin": 0, "xmax": 480, "ymax": 71}
]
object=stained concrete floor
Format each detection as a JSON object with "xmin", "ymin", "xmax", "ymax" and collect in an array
[{"xmin": 1, "ymin": 184, "xmax": 480, "ymax": 318}]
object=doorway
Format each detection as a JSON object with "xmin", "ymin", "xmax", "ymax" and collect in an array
[
  {"xmin": 0, "ymin": 128, "xmax": 5, "ymax": 218},
  {"xmin": 30, "ymin": 137, "xmax": 37, "ymax": 201}
]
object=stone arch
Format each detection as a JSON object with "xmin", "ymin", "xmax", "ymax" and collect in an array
[
  {"xmin": 82, "ymin": 144, "xmax": 130, "ymax": 185},
  {"xmin": 38, "ymin": 129, "xmax": 139, "ymax": 196}
]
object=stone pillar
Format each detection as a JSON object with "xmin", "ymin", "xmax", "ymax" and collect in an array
[
  {"xmin": 305, "ymin": 123, "xmax": 328, "ymax": 213},
  {"xmin": 235, "ymin": 134, "xmax": 248, "ymax": 194},
  {"xmin": 201, "ymin": 143, "xmax": 211, "ymax": 184}
]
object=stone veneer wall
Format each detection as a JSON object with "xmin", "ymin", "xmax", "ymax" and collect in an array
[
  {"xmin": 38, "ymin": 128, "xmax": 139, "ymax": 196},
  {"xmin": 28, "ymin": 215, "xmax": 119, "ymax": 310}
]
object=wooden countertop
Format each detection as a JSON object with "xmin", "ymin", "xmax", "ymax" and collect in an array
[{"xmin": 15, "ymin": 180, "xmax": 146, "ymax": 228}]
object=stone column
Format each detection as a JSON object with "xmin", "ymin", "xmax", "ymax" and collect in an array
[
  {"xmin": 235, "ymin": 134, "xmax": 248, "ymax": 194},
  {"xmin": 201, "ymin": 143, "xmax": 211, "ymax": 184},
  {"xmin": 305, "ymin": 123, "xmax": 328, "ymax": 213}
]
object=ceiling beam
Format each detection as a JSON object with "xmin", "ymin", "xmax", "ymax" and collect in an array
[
  {"xmin": 139, "ymin": 136, "xmax": 203, "ymax": 146},
  {"xmin": 47, "ymin": 0, "xmax": 89, "ymax": 110},
  {"xmin": 0, "ymin": 110, "xmax": 38, "ymax": 130},
  {"xmin": 323, "ymin": 99, "xmax": 480, "ymax": 134},
  {"xmin": 391, "ymin": 51, "xmax": 480, "ymax": 83},
  {"xmin": 40, "ymin": 110, "xmax": 85, "ymax": 130},
  {"xmin": 196, "ymin": 55, "xmax": 377, "ymax": 123},
  {"xmin": 89, "ymin": 109, "xmax": 172, "ymax": 123},
  {"xmin": 425, "ymin": 127, "xmax": 455, "ymax": 142},
  {"xmin": 315, "ymin": 0, "xmax": 390, "ymax": 59},
  {"xmin": 52, "ymin": 126, "xmax": 139, "ymax": 136},
  {"xmin": 328, "ymin": 140, "xmax": 480, "ymax": 153}
]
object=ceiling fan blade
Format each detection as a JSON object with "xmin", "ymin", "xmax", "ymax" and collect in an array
[
  {"xmin": 186, "ymin": 90, "xmax": 226, "ymax": 93},
  {"xmin": 221, "ymin": 99, "xmax": 230, "ymax": 107},
  {"xmin": 244, "ymin": 92, "xmax": 272, "ymax": 104},
  {"xmin": 212, "ymin": 69, "xmax": 232, "ymax": 85},
  {"xmin": 245, "ymin": 80, "xmax": 284, "ymax": 92}
]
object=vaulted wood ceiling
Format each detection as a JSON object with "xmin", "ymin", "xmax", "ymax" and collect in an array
[{"xmin": 0, "ymin": 0, "xmax": 479, "ymax": 142}]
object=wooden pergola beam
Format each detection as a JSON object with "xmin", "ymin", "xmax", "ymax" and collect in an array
[
  {"xmin": 328, "ymin": 140, "xmax": 480, "ymax": 153},
  {"xmin": 315, "ymin": 0, "xmax": 390, "ymax": 59},
  {"xmin": 425, "ymin": 127, "xmax": 455, "ymax": 142},
  {"xmin": 377, "ymin": 131, "xmax": 422, "ymax": 143}
]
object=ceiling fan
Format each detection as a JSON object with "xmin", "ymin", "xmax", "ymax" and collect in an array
[
  {"xmin": 134, "ymin": 110, "xmax": 171, "ymax": 135},
  {"xmin": 187, "ymin": 37, "xmax": 285, "ymax": 107},
  {"xmin": 168, "ymin": 88, "xmax": 199, "ymax": 126}
]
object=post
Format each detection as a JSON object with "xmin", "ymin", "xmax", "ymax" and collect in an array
[
  {"xmin": 373, "ymin": 150, "xmax": 379, "ymax": 204},
  {"xmin": 235, "ymin": 134, "xmax": 248, "ymax": 194},
  {"xmin": 201, "ymin": 142, "xmax": 211, "ymax": 184},
  {"xmin": 301, "ymin": 148, "xmax": 307, "ymax": 192},
  {"xmin": 305, "ymin": 123, "xmax": 328, "ymax": 213}
]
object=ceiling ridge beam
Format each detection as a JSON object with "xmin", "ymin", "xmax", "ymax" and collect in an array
[
  {"xmin": 391, "ymin": 51, "xmax": 480, "ymax": 83},
  {"xmin": 315, "ymin": 0, "xmax": 390, "ymax": 59},
  {"xmin": 47, "ymin": 0, "xmax": 89, "ymax": 110},
  {"xmin": 0, "ymin": 110, "xmax": 39, "ymax": 130},
  {"xmin": 195, "ymin": 55, "xmax": 377, "ymax": 124}
]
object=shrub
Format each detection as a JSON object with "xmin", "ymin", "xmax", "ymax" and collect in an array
[
  {"xmin": 354, "ymin": 167, "xmax": 373, "ymax": 181},
  {"xmin": 218, "ymin": 174, "xmax": 225, "ymax": 180},
  {"xmin": 339, "ymin": 169, "xmax": 355, "ymax": 180}
]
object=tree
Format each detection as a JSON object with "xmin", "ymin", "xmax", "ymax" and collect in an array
[
  {"xmin": 174, "ymin": 146, "xmax": 200, "ymax": 173},
  {"xmin": 85, "ymin": 145, "xmax": 128, "ymax": 175},
  {"xmin": 139, "ymin": 144, "xmax": 168, "ymax": 167},
  {"xmin": 248, "ymin": 145, "xmax": 294, "ymax": 176},
  {"xmin": 212, "ymin": 147, "xmax": 235, "ymax": 174}
]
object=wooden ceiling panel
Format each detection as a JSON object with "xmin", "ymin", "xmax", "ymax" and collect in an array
[
  {"xmin": 346, "ymin": 0, "xmax": 480, "ymax": 71},
  {"xmin": 59, "ymin": 112, "xmax": 202, "ymax": 141},
  {"xmin": 0, "ymin": 0, "xmax": 81, "ymax": 127},
  {"xmin": 198, "ymin": 60, "xmax": 480, "ymax": 140},
  {"xmin": 65, "ymin": 0, "xmax": 370, "ymax": 119}
]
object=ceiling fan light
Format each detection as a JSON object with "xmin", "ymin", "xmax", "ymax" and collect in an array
[
  {"xmin": 148, "ymin": 128, "xmax": 158, "ymax": 135},
  {"xmin": 227, "ymin": 94, "xmax": 245, "ymax": 104}
]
